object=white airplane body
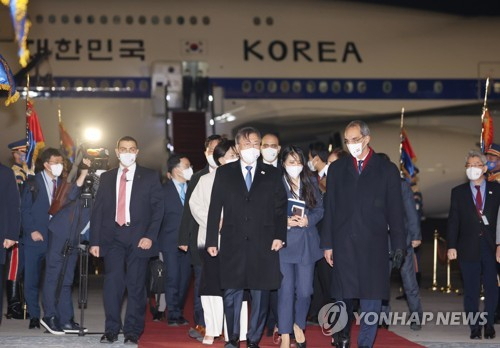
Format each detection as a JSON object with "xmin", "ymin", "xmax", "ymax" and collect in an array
[{"xmin": 0, "ymin": 0, "xmax": 499, "ymax": 216}]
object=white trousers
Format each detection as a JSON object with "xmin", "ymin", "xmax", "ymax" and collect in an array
[{"xmin": 201, "ymin": 295, "xmax": 248, "ymax": 340}]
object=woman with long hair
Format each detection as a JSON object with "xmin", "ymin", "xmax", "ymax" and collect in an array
[{"xmin": 278, "ymin": 145, "xmax": 324, "ymax": 348}]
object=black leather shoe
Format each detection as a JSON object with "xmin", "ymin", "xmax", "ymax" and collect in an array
[
  {"xmin": 247, "ymin": 341, "xmax": 259, "ymax": 348},
  {"xmin": 40, "ymin": 316, "xmax": 64, "ymax": 335},
  {"xmin": 470, "ymin": 327, "xmax": 482, "ymax": 339},
  {"xmin": 484, "ymin": 325, "xmax": 496, "ymax": 339},
  {"xmin": 177, "ymin": 316, "xmax": 189, "ymax": 325},
  {"xmin": 224, "ymin": 338, "xmax": 240, "ymax": 348},
  {"xmin": 61, "ymin": 319, "xmax": 88, "ymax": 334},
  {"xmin": 152, "ymin": 311, "xmax": 164, "ymax": 321},
  {"xmin": 100, "ymin": 332, "xmax": 118, "ymax": 343},
  {"xmin": 296, "ymin": 341, "xmax": 307, "ymax": 348},
  {"xmin": 124, "ymin": 335, "xmax": 139, "ymax": 345},
  {"xmin": 29, "ymin": 317, "xmax": 40, "ymax": 329}
]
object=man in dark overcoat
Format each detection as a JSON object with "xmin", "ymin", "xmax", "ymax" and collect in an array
[
  {"xmin": 206, "ymin": 127, "xmax": 287, "ymax": 348},
  {"xmin": 321, "ymin": 120, "xmax": 406, "ymax": 348}
]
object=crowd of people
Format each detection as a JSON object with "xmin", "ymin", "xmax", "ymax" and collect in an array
[{"xmin": 1, "ymin": 119, "xmax": 498, "ymax": 348}]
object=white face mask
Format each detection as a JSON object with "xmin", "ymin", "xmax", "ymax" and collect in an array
[
  {"xmin": 240, "ymin": 148, "xmax": 260, "ymax": 165},
  {"xmin": 347, "ymin": 142, "xmax": 364, "ymax": 158},
  {"xmin": 182, "ymin": 167, "xmax": 193, "ymax": 181},
  {"xmin": 119, "ymin": 153, "xmax": 136, "ymax": 167},
  {"xmin": 224, "ymin": 157, "xmax": 239, "ymax": 164},
  {"xmin": 286, "ymin": 165, "xmax": 303, "ymax": 179},
  {"xmin": 307, "ymin": 159, "xmax": 316, "ymax": 171},
  {"xmin": 466, "ymin": 167, "xmax": 483, "ymax": 181},
  {"xmin": 206, "ymin": 154, "xmax": 218, "ymax": 168},
  {"xmin": 261, "ymin": 148, "xmax": 278, "ymax": 163},
  {"xmin": 50, "ymin": 163, "xmax": 64, "ymax": 177}
]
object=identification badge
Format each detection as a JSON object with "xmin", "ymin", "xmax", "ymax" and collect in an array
[{"xmin": 482, "ymin": 215, "xmax": 489, "ymax": 225}]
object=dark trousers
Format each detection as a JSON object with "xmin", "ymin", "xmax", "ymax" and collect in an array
[
  {"xmin": 308, "ymin": 258, "xmax": 332, "ymax": 318},
  {"xmin": 459, "ymin": 238, "xmax": 498, "ymax": 329},
  {"xmin": 224, "ymin": 289, "xmax": 269, "ymax": 344},
  {"xmin": 162, "ymin": 247, "xmax": 191, "ymax": 320},
  {"xmin": 42, "ymin": 231, "xmax": 78, "ymax": 325},
  {"xmin": 103, "ymin": 226, "xmax": 148, "ymax": 337},
  {"xmin": 193, "ymin": 263, "xmax": 205, "ymax": 326},
  {"xmin": 0, "ymin": 266, "xmax": 4, "ymax": 321},
  {"xmin": 24, "ymin": 244, "xmax": 46, "ymax": 319},
  {"xmin": 343, "ymin": 298, "xmax": 381, "ymax": 348}
]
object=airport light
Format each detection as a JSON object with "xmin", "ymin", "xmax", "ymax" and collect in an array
[{"xmin": 84, "ymin": 127, "xmax": 102, "ymax": 142}]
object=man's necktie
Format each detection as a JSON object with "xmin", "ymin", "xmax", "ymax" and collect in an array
[
  {"xmin": 358, "ymin": 160, "xmax": 364, "ymax": 174},
  {"xmin": 116, "ymin": 168, "xmax": 128, "ymax": 226},
  {"xmin": 475, "ymin": 185, "xmax": 483, "ymax": 215},
  {"xmin": 245, "ymin": 166, "xmax": 252, "ymax": 191},
  {"xmin": 179, "ymin": 182, "xmax": 186, "ymax": 205},
  {"xmin": 52, "ymin": 179, "xmax": 57, "ymax": 199}
]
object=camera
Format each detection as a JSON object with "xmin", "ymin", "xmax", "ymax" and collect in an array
[{"xmin": 84, "ymin": 147, "xmax": 109, "ymax": 172}]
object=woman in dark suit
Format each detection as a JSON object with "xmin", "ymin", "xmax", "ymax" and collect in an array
[{"xmin": 277, "ymin": 145, "xmax": 324, "ymax": 348}]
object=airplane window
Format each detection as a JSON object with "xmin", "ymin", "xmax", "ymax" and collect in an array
[
  {"xmin": 87, "ymin": 15, "xmax": 95, "ymax": 24},
  {"xmin": 433, "ymin": 81, "xmax": 443, "ymax": 94},
  {"xmin": 190, "ymin": 16, "xmax": 197, "ymax": 25},
  {"xmin": 408, "ymin": 81, "xmax": 418, "ymax": 94},
  {"xmin": 357, "ymin": 81, "xmax": 367, "ymax": 94},
  {"xmin": 253, "ymin": 17, "xmax": 261, "ymax": 26},
  {"xmin": 139, "ymin": 16, "xmax": 146, "ymax": 25},
  {"xmin": 48, "ymin": 15, "xmax": 56, "ymax": 24},
  {"xmin": 255, "ymin": 80, "xmax": 265, "ymax": 93},
  {"xmin": 100, "ymin": 80, "xmax": 110, "ymax": 89},
  {"xmin": 202, "ymin": 16, "xmax": 210, "ymax": 25},
  {"xmin": 74, "ymin": 15, "xmax": 82, "ymax": 24},
  {"xmin": 494, "ymin": 82, "xmax": 500, "ymax": 94},
  {"xmin": 61, "ymin": 79, "xmax": 70, "ymax": 89},
  {"xmin": 87, "ymin": 80, "xmax": 97, "ymax": 88},
  {"xmin": 126, "ymin": 15, "xmax": 134, "ymax": 25},
  {"xmin": 164, "ymin": 16, "xmax": 172, "ymax": 25},
  {"xmin": 280, "ymin": 80, "xmax": 290, "ymax": 93},
  {"xmin": 126, "ymin": 80, "xmax": 136, "ymax": 90},
  {"xmin": 306, "ymin": 81, "xmax": 316, "ymax": 93},
  {"xmin": 268, "ymin": 80, "xmax": 277, "ymax": 93},
  {"xmin": 292, "ymin": 81, "xmax": 302, "ymax": 93},
  {"xmin": 139, "ymin": 80, "xmax": 149, "ymax": 92},
  {"xmin": 113, "ymin": 15, "xmax": 121, "ymax": 25},
  {"xmin": 332, "ymin": 81, "xmax": 341, "ymax": 94},
  {"xmin": 319, "ymin": 81, "xmax": 328, "ymax": 93},
  {"xmin": 113, "ymin": 80, "xmax": 123, "ymax": 88},
  {"xmin": 266, "ymin": 17, "xmax": 274, "ymax": 25},
  {"xmin": 100, "ymin": 15, "xmax": 108, "ymax": 24},
  {"xmin": 151, "ymin": 16, "xmax": 159, "ymax": 25},
  {"xmin": 242, "ymin": 80, "xmax": 252, "ymax": 93},
  {"xmin": 344, "ymin": 81, "xmax": 353, "ymax": 93},
  {"xmin": 61, "ymin": 15, "xmax": 69, "ymax": 24},
  {"xmin": 35, "ymin": 15, "xmax": 43, "ymax": 24},
  {"xmin": 382, "ymin": 81, "xmax": 392, "ymax": 94},
  {"xmin": 177, "ymin": 16, "xmax": 185, "ymax": 25},
  {"xmin": 74, "ymin": 79, "xmax": 84, "ymax": 88}
]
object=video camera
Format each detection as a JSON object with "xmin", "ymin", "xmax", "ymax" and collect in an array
[{"xmin": 83, "ymin": 147, "xmax": 109, "ymax": 172}]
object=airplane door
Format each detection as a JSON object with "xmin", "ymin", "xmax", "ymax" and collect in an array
[{"xmin": 171, "ymin": 111, "xmax": 206, "ymax": 171}]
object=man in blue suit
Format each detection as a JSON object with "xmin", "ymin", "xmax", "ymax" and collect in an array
[
  {"xmin": 90, "ymin": 136, "xmax": 164, "ymax": 345},
  {"xmin": 0, "ymin": 162, "xmax": 21, "ymax": 326},
  {"xmin": 159, "ymin": 154, "xmax": 193, "ymax": 326},
  {"xmin": 21, "ymin": 148, "xmax": 64, "ymax": 330}
]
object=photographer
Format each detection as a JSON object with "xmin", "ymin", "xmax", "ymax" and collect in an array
[{"xmin": 40, "ymin": 150, "xmax": 105, "ymax": 335}]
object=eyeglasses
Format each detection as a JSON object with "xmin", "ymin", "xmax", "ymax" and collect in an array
[
  {"xmin": 118, "ymin": 147, "xmax": 138, "ymax": 154},
  {"xmin": 344, "ymin": 136, "xmax": 364, "ymax": 145},
  {"xmin": 465, "ymin": 164, "xmax": 484, "ymax": 168}
]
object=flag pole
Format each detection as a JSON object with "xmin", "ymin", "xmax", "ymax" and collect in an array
[
  {"xmin": 399, "ymin": 107, "xmax": 405, "ymax": 176},
  {"xmin": 25, "ymin": 74, "xmax": 30, "ymax": 148}
]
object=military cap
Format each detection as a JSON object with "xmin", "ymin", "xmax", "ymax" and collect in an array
[
  {"xmin": 486, "ymin": 143, "xmax": 500, "ymax": 157},
  {"xmin": 8, "ymin": 139, "xmax": 27, "ymax": 151}
]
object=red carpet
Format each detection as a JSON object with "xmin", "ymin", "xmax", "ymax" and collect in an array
[{"xmin": 139, "ymin": 280, "xmax": 423, "ymax": 348}]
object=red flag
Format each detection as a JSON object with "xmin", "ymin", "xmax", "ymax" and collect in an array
[
  {"xmin": 59, "ymin": 120, "xmax": 75, "ymax": 163},
  {"xmin": 26, "ymin": 101, "xmax": 45, "ymax": 169},
  {"xmin": 481, "ymin": 107, "xmax": 494, "ymax": 153},
  {"xmin": 401, "ymin": 129, "xmax": 416, "ymax": 162}
]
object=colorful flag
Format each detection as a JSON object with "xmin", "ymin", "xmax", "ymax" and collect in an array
[
  {"xmin": 0, "ymin": 54, "xmax": 19, "ymax": 106},
  {"xmin": 26, "ymin": 101, "xmax": 45, "ymax": 169},
  {"xmin": 2, "ymin": 0, "xmax": 31, "ymax": 67},
  {"xmin": 400, "ymin": 128, "xmax": 417, "ymax": 180},
  {"xmin": 59, "ymin": 120, "xmax": 75, "ymax": 163},
  {"xmin": 480, "ymin": 107, "xmax": 494, "ymax": 153}
]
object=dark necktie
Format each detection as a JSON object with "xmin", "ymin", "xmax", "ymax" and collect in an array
[
  {"xmin": 52, "ymin": 179, "xmax": 57, "ymax": 199},
  {"xmin": 475, "ymin": 185, "xmax": 483, "ymax": 215},
  {"xmin": 116, "ymin": 168, "xmax": 129, "ymax": 226},
  {"xmin": 358, "ymin": 160, "xmax": 364, "ymax": 174},
  {"xmin": 245, "ymin": 166, "xmax": 252, "ymax": 191}
]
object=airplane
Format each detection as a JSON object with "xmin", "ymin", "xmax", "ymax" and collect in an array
[{"xmin": 0, "ymin": 0, "xmax": 499, "ymax": 217}]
